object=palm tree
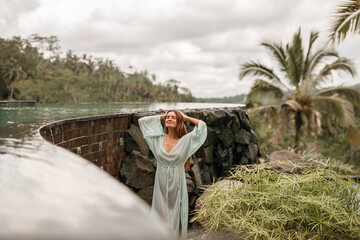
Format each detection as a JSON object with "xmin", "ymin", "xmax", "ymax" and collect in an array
[
  {"xmin": 239, "ymin": 29, "xmax": 360, "ymax": 149},
  {"xmin": 329, "ymin": 0, "xmax": 360, "ymax": 43},
  {"xmin": 3, "ymin": 58, "xmax": 27, "ymax": 99}
]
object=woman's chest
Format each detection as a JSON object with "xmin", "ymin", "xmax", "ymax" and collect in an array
[{"xmin": 162, "ymin": 137, "xmax": 179, "ymax": 153}]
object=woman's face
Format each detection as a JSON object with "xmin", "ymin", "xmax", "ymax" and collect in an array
[{"xmin": 165, "ymin": 111, "xmax": 177, "ymax": 129}]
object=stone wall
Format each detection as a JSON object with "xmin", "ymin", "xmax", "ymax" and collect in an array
[
  {"xmin": 40, "ymin": 107, "xmax": 261, "ymax": 212},
  {"xmin": 40, "ymin": 114, "xmax": 129, "ymax": 177}
]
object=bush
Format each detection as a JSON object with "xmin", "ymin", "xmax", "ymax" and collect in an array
[{"xmin": 192, "ymin": 154, "xmax": 360, "ymax": 240}]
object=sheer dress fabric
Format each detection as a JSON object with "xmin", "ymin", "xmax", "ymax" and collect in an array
[{"xmin": 138, "ymin": 115, "xmax": 207, "ymax": 239}]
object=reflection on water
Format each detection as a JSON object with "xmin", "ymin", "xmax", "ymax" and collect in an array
[
  {"xmin": 0, "ymin": 103, "xmax": 146, "ymax": 128},
  {"xmin": 0, "ymin": 102, "xmax": 243, "ymax": 128}
]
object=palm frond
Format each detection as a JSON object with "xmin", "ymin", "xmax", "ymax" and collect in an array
[
  {"xmin": 316, "ymin": 87, "xmax": 360, "ymax": 106},
  {"xmin": 303, "ymin": 31, "xmax": 319, "ymax": 79},
  {"xmin": 239, "ymin": 61, "xmax": 289, "ymax": 91},
  {"xmin": 245, "ymin": 79, "xmax": 288, "ymax": 105},
  {"xmin": 282, "ymin": 99, "xmax": 302, "ymax": 112},
  {"xmin": 329, "ymin": 0, "xmax": 360, "ymax": 43},
  {"xmin": 313, "ymin": 58, "xmax": 356, "ymax": 85},
  {"xmin": 248, "ymin": 104, "xmax": 280, "ymax": 117},
  {"xmin": 286, "ymin": 28, "xmax": 304, "ymax": 87},
  {"xmin": 312, "ymin": 96, "xmax": 355, "ymax": 127},
  {"xmin": 261, "ymin": 42, "xmax": 288, "ymax": 75},
  {"xmin": 299, "ymin": 76, "xmax": 316, "ymax": 97},
  {"xmin": 307, "ymin": 50, "xmax": 339, "ymax": 78}
]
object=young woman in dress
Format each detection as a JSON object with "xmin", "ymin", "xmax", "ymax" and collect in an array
[{"xmin": 138, "ymin": 110, "xmax": 207, "ymax": 239}]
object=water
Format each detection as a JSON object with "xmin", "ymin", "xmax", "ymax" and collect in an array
[
  {"xmin": 0, "ymin": 102, "xmax": 243, "ymax": 129},
  {"xmin": 0, "ymin": 102, "xmax": 244, "ymax": 239}
]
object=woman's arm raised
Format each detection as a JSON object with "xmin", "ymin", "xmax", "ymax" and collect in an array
[{"xmin": 181, "ymin": 113, "xmax": 199, "ymax": 126}]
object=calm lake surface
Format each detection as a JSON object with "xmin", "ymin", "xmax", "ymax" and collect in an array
[{"xmin": 0, "ymin": 102, "xmax": 243, "ymax": 129}]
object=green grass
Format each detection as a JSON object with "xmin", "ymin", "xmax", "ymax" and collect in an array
[{"xmin": 191, "ymin": 153, "xmax": 360, "ymax": 240}]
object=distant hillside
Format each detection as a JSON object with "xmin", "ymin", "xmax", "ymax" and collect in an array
[
  {"xmin": 196, "ymin": 94, "xmax": 246, "ymax": 103},
  {"xmin": 196, "ymin": 84, "xmax": 359, "ymax": 104},
  {"xmin": 353, "ymin": 83, "xmax": 360, "ymax": 89}
]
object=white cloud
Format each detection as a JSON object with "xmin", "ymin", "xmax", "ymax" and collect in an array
[{"xmin": 1, "ymin": 0, "xmax": 359, "ymax": 98}]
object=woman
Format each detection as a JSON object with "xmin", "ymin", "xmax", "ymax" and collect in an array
[{"xmin": 138, "ymin": 110, "xmax": 207, "ymax": 239}]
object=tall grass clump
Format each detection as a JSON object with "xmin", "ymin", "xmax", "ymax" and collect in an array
[{"xmin": 192, "ymin": 155, "xmax": 360, "ymax": 239}]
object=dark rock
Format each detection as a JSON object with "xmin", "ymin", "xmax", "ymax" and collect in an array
[
  {"xmin": 230, "ymin": 114, "xmax": 241, "ymax": 134},
  {"xmin": 201, "ymin": 165, "xmax": 212, "ymax": 185},
  {"xmin": 249, "ymin": 143, "xmax": 258, "ymax": 161},
  {"xmin": 149, "ymin": 157, "xmax": 157, "ymax": 168},
  {"xmin": 137, "ymin": 185, "xmax": 154, "ymax": 205},
  {"xmin": 250, "ymin": 129, "xmax": 259, "ymax": 145},
  {"xmin": 119, "ymin": 151, "xmax": 155, "ymax": 189},
  {"xmin": 215, "ymin": 144, "xmax": 228, "ymax": 164},
  {"xmin": 236, "ymin": 144, "xmax": 243, "ymax": 153},
  {"xmin": 126, "ymin": 124, "xmax": 149, "ymax": 157},
  {"xmin": 240, "ymin": 155, "xmax": 249, "ymax": 165},
  {"xmin": 218, "ymin": 147, "xmax": 234, "ymax": 175},
  {"xmin": 206, "ymin": 110, "xmax": 228, "ymax": 127},
  {"xmin": 189, "ymin": 195, "xmax": 197, "ymax": 211},
  {"xmin": 187, "ymin": 111, "xmax": 207, "ymax": 121},
  {"xmin": 196, "ymin": 146, "xmax": 205, "ymax": 158},
  {"xmin": 190, "ymin": 158, "xmax": 203, "ymax": 189},
  {"xmin": 265, "ymin": 150, "xmax": 304, "ymax": 174},
  {"xmin": 186, "ymin": 173, "xmax": 195, "ymax": 193},
  {"xmin": 235, "ymin": 129, "xmax": 251, "ymax": 145},
  {"xmin": 244, "ymin": 143, "xmax": 258, "ymax": 162},
  {"xmin": 228, "ymin": 147, "xmax": 233, "ymax": 168},
  {"xmin": 218, "ymin": 127, "xmax": 235, "ymax": 147},
  {"xmin": 203, "ymin": 145, "xmax": 214, "ymax": 164},
  {"xmin": 213, "ymin": 127, "xmax": 221, "ymax": 135},
  {"xmin": 210, "ymin": 164, "xmax": 218, "ymax": 180},
  {"xmin": 185, "ymin": 123, "xmax": 194, "ymax": 132},
  {"xmin": 234, "ymin": 109, "xmax": 251, "ymax": 131},
  {"xmin": 197, "ymin": 157, "xmax": 204, "ymax": 168},
  {"xmin": 204, "ymin": 127, "xmax": 218, "ymax": 147}
]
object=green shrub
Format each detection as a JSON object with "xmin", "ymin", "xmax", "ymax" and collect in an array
[{"xmin": 192, "ymin": 155, "xmax": 360, "ymax": 239}]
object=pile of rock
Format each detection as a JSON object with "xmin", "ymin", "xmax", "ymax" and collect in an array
[{"xmin": 119, "ymin": 107, "xmax": 261, "ymax": 211}]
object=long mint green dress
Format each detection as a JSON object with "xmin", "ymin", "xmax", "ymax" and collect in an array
[{"xmin": 138, "ymin": 115, "xmax": 207, "ymax": 239}]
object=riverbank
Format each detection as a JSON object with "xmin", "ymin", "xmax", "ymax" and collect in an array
[{"xmin": 0, "ymin": 100, "xmax": 36, "ymax": 107}]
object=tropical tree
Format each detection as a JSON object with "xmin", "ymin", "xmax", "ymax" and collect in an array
[
  {"xmin": 3, "ymin": 58, "xmax": 27, "ymax": 99},
  {"xmin": 239, "ymin": 29, "xmax": 360, "ymax": 149},
  {"xmin": 329, "ymin": 0, "xmax": 360, "ymax": 43},
  {"xmin": 0, "ymin": 34, "xmax": 195, "ymax": 103}
]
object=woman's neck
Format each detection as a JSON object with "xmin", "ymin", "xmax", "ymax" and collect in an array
[{"xmin": 167, "ymin": 128, "xmax": 178, "ymax": 139}]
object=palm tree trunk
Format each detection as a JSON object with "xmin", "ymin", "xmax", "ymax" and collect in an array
[
  {"xmin": 9, "ymin": 86, "xmax": 14, "ymax": 100},
  {"xmin": 334, "ymin": 117, "xmax": 338, "ymax": 135},
  {"xmin": 306, "ymin": 112, "xmax": 313, "ymax": 138},
  {"xmin": 307, "ymin": 123, "xmax": 311, "ymax": 138},
  {"xmin": 294, "ymin": 111, "xmax": 303, "ymax": 150},
  {"xmin": 114, "ymin": 85, "xmax": 119, "ymax": 102}
]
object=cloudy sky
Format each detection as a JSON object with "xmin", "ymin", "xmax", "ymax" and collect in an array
[{"xmin": 1, "ymin": 0, "xmax": 359, "ymax": 98}]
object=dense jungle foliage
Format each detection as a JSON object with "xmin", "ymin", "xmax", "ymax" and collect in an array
[
  {"xmin": 0, "ymin": 35, "xmax": 194, "ymax": 103},
  {"xmin": 248, "ymin": 101, "xmax": 360, "ymax": 167}
]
